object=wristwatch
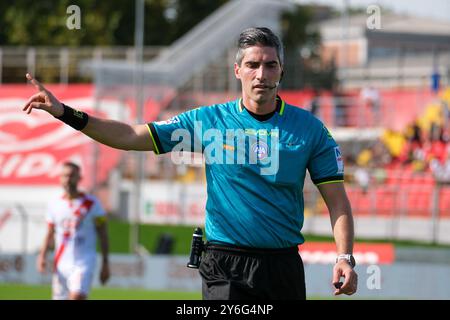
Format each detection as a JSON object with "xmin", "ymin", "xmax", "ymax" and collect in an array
[{"xmin": 336, "ymin": 254, "xmax": 356, "ymax": 268}]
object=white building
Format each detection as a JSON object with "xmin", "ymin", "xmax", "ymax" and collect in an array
[{"xmin": 318, "ymin": 14, "xmax": 450, "ymax": 88}]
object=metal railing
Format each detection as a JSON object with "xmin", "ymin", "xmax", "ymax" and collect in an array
[
  {"xmin": 0, "ymin": 46, "xmax": 164, "ymax": 84},
  {"xmin": 1, "ymin": 44, "xmax": 448, "ymax": 91},
  {"xmin": 85, "ymin": 0, "xmax": 293, "ymax": 89},
  {"xmin": 0, "ymin": 203, "xmax": 47, "ymax": 254}
]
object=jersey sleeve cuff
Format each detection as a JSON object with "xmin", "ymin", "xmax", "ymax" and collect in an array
[
  {"xmin": 146, "ymin": 123, "xmax": 164, "ymax": 155},
  {"xmin": 312, "ymin": 176, "xmax": 344, "ymax": 186}
]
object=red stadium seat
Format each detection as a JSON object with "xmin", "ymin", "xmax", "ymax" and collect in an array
[
  {"xmin": 439, "ymin": 188, "xmax": 450, "ymax": 217},
  {"xmin": 371, "ymin": 187, "xmax": 394, "ymax": 216}
]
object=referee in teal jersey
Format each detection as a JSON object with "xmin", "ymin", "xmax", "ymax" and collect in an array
[{"xmin": 23, "ymin": 27, "xmax": 357, "ymax": 300}]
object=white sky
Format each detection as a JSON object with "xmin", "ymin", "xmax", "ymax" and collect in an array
[{"xmin": 296, "ymin": 0, "xmax": 450, "ymax": 22}]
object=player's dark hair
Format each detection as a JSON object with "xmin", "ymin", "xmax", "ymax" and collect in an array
[
  {"xmin": 235, "ymin": 27, "xmax": 284, "ymax": 66},
  {"xmin": 63, "ymin": 161, "xmax": 81, "ymax": 173}
]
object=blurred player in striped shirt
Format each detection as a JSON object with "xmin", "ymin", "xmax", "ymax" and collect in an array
[{"xmin": 36, "ymin": 162, "xmax": 110, "ymax": 300}]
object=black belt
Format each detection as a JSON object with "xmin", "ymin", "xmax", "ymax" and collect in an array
[{"xmin": 205, "ymin": 242, "xmax": 299, "ymax": 255}]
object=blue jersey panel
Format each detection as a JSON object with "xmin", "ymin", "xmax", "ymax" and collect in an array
[{"xmin": 150, "ymin": 98, "xmax": 344, "ymax": 248}]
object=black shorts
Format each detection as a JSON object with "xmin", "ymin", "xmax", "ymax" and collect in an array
[{"xmin": 199, "ymin": 243, "xmax": 306, "ymax": 300}]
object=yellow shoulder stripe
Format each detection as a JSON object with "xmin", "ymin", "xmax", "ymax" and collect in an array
[
  {"xmin": 146, "ymin": 124, "xmax": 160, "ymax": 155},
  {"xmin": 315, "ymin": 180, "xmax": 344, "ymax": 186}
]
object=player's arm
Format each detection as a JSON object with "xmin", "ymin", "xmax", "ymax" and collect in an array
[
  {"xmin": 36, "ymin": 223, "xmax": 55, "ymax": 273},
  {"xmin": 95, "ymin": 217, "xmax": 110, "ymax": 285},
  {"xmin": 22, "ymin": 74, "xmax": 154, "ymax": 151},
  {"xmin": 317, "ymin": 182, "xmax": 357, "ymax": 296}
]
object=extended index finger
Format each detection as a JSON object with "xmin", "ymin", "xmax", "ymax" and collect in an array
[{"xmin": 26, "ymin": 73, "xmax": 47, "ymax": 92}]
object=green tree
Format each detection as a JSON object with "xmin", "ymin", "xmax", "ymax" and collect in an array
[
  {"xmin": 113, "ymin": 0, "xmax": 173, "ymax": 46},
  {"xmin": 0, "ymin": 0, "xmax": 231, "ymax": 46},
  {"xmin": 281, "ymin": 5, "xmax": 336, "ymax": 90},
  {"xmin": 1, "ymin": 0, "xmax": 121, "ymax": 45},
  {"xmin": 0, "ymin": 1, "xmax": 8, "ymax": 44},
  {"xmin": 0, "ymin": 0, "xmax": 172, "ymax": 46},
  {"xmin": 170, "ymin": 0, "xmax": 228, "ymax": 41},
  {"xmin": 145, "ymin": 0, "xmax": 173, "ymax": 45}
]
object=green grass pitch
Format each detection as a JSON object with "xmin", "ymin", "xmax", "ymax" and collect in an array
[{"xmin": 0, "ymin": 283, "xmax": 202, "ymax": 300}]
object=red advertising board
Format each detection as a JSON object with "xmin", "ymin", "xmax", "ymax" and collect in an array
[
  {"xmin": 0, "ymin": 85, "xmax": 121, "ymax": 188},
  {"xmin": 299, "ymin": 242, "xmax": 395, "ymax": 265}
]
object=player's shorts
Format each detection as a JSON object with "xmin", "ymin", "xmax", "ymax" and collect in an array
[
  {"xmin": 199, "ymin": 243, "xmax": 306, "ymax": 300},
  {"xmin": 52, "ymin": 263, "xmax": 95, "ymax": 300}
]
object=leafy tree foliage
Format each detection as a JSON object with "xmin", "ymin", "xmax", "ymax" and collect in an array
[{"xmin": 0, "ymin": 0, "xmax": 227, "ymax": 46}]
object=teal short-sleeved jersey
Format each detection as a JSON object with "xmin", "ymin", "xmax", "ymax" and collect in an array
[{"xmin": 147, "ymin": 97, "xmax": 344, "ymax": 248}]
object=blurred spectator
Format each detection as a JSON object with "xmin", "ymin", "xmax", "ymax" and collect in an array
[
  {"xmin": 354, "ymin": 166, "xmax": 370, "ymax": 194},
  {"xmin": 400, "ymin": 123, "xmax": 425, "ymax": 167},
  {"xmin": 372, "ymin": 167, "xmax": 387, "ymax": 185},
  {"xmin": 371, "ymin": 88, "xmax": 450, "ymax": 175},
  {"xmin": 431, "ymin": 70, "xmax": 441, "ymax": 94},
  {"xmin": 353, "ymin": 143, "xmax": 389, "ymax": 190},
  {"xmin": 425, "ymin": 123, "xmax": 447, "ymax": 163},
  {"xmin": 308, "ymin": 88, "xmax": 321, "ymax": 118},
  {"xmin": 332, "ymin": 84, "xmax": 348, "ymax": 126},
  {"xmin": 356, "ymin": 148, "xmax": 372, "ymax": 167},
  {"xmin": 380, "ymin": 129, "xmax": 404, "ymax": 164},
  {"xmin": 371, "ymin": 141, "xmax": 392, "ymax": 168},
  {"xmin": 360, "ymin": 85, "xmax": 381, "ymax": 125},
  {"xmin": 430, "ymin": 146, "xmax": 450, "ymax": 183}
]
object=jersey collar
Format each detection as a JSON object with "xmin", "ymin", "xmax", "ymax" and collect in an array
[{"xmin": 238, "ymin": 95, "xmax": 285, "ymax": 116}]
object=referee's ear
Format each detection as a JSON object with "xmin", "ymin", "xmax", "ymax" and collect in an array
[{"xmin": 234, "ymin": 62, "xmax": 242, "ymax": 80}]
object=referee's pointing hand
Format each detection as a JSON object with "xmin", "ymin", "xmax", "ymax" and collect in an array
[{"xmin": 23, "ymin": 73, "xmax": 64, "ymax": 117}]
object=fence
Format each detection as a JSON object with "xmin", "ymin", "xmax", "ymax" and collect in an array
[
  {"xmin": 0, "ymin": 203, "xmax": 47, "ymax": 254},
  {"xmin": 2, "ymin": 171, "xmax": 450, "ymax": 255},
  {"xmin": 304, "ymin": 169, "xmax": 450, "ymax": 243},
  {"xmin": 0, "ymin": 46, "xmax": 164, "ymax": 84}
]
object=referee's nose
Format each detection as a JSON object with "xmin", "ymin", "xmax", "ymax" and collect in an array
[{"xmin": 255, "ymin": 65, "xmax": 267, "ymax": 82}]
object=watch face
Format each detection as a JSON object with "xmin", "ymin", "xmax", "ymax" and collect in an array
[{"xmin": 350, "ymin": 255, "xmax": 356, "ymax": 267}]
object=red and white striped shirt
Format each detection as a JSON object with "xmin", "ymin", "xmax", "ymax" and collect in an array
[{"xmin": 46, "ymin": 193, "xmax": 105, "ymax": 270}]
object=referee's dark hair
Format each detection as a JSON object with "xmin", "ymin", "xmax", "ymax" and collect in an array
[{"xmin": 235, "ymin": 27, "xmax": 284, "ymax": 66}]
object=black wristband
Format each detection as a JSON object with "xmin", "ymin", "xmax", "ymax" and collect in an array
[{"xmin": 55, "ymin": 104, "xmax": 89, "ymax": 130}]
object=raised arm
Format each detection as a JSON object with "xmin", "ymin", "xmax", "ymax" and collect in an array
[
  {"xmin": 81, "ymin": 117, "xmax": 154, "ymax": 151},
  {"xmin": 22, "ymin": 74, "xmax": 154, "ymax": 151}
]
